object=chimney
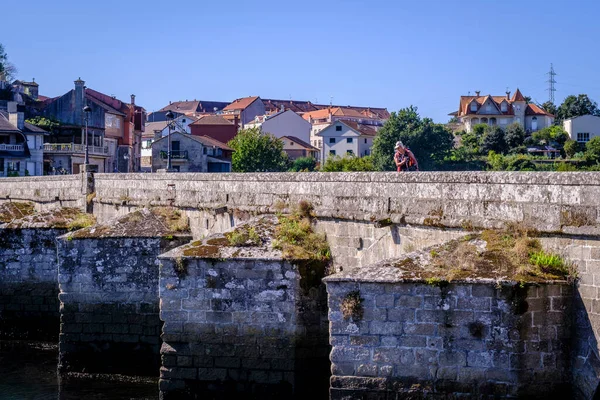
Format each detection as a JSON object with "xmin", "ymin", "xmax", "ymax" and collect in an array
[
  {"xmin": 7, "ymin": 102, "xmax": 24, "ymax": 130},
  {"xmin": 506, "ymin": 91, "xmax": 511, "ymax": 100},
  {"xmin": 130, "ymin": 94, "xmax": 136, "ymax": 105},
  {"xmin": 74, "ymin": 77, "xmax": 85, "ymax": 125},
  {"xmin": 475, "ymin": 91, "xmax": 481, "ymax": 97}
]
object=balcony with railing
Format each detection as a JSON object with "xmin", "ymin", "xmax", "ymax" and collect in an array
[
  {"xmin": 43, "ymin": 143, "xmax": 109, "ymax": 156},
  {"xmin": 0, "ymin": 144, "xmax": 25, "ymax": 151},
  {"xmin": 160, "ymin": 150, "xmax": 188, "ymax": 160}
]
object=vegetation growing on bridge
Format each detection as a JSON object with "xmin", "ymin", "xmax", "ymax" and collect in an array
[{"xmin": 392, "ymin": 223, "xmax": 577, "ymax": 283}]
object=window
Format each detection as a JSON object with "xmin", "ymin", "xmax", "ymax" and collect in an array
[
  {"xmin": 347, "ymin": 150, "xmax": 353, "ymax": 155},
  {"xmin": 501, "ymin": 102, "xmax": 507, "ymax": 112},
  {"xmin": 203, "ymin": 147, "xmax": 207, "ymax": 154},
  {"xmin": 329, "ymin": 150, "xmax": 336, "ymax": 155},
  {"xmin": 364, "ymin": 139, "xmax": 367, "ymax": 144},
  {"xmin": 290, "ymin": 141, "xmax": 294, "ymax": 145},
  {"xmin": 329, "ymin": 138, "xmax": 336, "ymax": 144},
  {"xmin": 470, "ymin": 102, "xmax": 477, "ymax": 112},
  {"xmin": 335, "ymin": 125, "xmax": 342, "ymax": 131},
  {"xmin": 347, "ymin": 138, "xmax": 353, "ymax": 143},
  {"xmin": 182, "ymin": 119, "xmax": 186, "ymax": 123},
  {"xmin": 577, "ymin": 132, "xmax": 590, "ymax": 143}
]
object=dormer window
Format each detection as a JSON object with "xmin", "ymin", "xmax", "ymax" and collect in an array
[
  {"xmin": 501, "ymin": 102, "xmax": 507, "ymax": 112},
  {"xmin": 470, "ymin": 102, "xmax": 477, "ymax": 112}
]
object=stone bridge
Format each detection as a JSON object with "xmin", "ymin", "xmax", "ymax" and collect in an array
[{"xmin": 1, "ymin": 172, "xmax": 600, "ymax": 398}]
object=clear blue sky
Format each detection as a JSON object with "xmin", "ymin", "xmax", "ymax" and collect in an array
[{"xmin": 4, "ymin": 0, "xmax": 600, "ymax": 122}]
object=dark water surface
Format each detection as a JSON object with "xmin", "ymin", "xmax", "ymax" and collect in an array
[{"xmin": 0, "ymin": 342, "xmax": 158, "ymax": 400}]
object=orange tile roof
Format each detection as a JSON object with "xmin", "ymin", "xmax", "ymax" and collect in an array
[
  {"xmin": 190, "ymin": 115, "xmax": 234, "ymax": 126},
  {"xmin": 302, "ymin": 107, "xmax": 366, "ymax": 121},
  {"xmin": 341, "ymin": 120, "xmax": 378, "ymax": 136},
  {"xmin": 223, "ymin": 96, "xmax": 260, "ymax": 111},
  {"xmin": 511, "ymin": 88, "xmax": 526, "ymax": 102},
  {"xmin": 525, "ymin": 103, "xmax": 554, "ymax": 117},
  {"xmin": 282, "ymin": 136, "xmax": 319, "ymax": 151}
]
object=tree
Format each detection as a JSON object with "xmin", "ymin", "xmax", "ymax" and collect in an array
[
  {"xmin": 371, "ymin": 106, "xmax": 454, "ymax": 171},
  {"xmin": 289, "ymin": 156, "xmax": 317, "ymax": 172},
  {"xmin": 585, "ymin": 137, "xmax": 600, "ymax": 163},
  {"xmin": 321, "ymin": 155, "xmax": 375, "ymax": 172},
  {"xmin": 482, "ymin": 126, "xmax": 508, "ymax": 154},
  {"xmin": 505, "ymin": 123, "xmax": 526, "ymax": 150},
  {"xmin": 25, "ymin": 116, "xmax": 61, "ymax": 134},
  {"xmin": 531, "ymin": 126, "xmax": 569, "ymax": 148},
  {"xmin": 563, "ymin": 139, "xmax": 580, "ymax": 158},
  {"xmin": 0, "ymin": 43, "xmax": 17, "ymax": 82},
  {"xmin": 556, "ymin": 94, "xmax": 600, "ymax": 123},
  {"xmin": 540, "ymin": 101, "xmax": 557, "ymax": 116},
  {"xmin": 227, "ymin": 128, "xmax": 289, "ymax": 172}
]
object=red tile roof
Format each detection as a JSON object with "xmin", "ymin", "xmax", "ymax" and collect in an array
[
  {"xmin": 282, "ymin": 136, "xmax": 319, "ymax": 151},
  {"xmin": 525, "ymin": 103, "xmax": 554, "ymax": 117},
  {"xmin": 262, "ymin": 98, "xmax": 390, "ymax": 119},
  {"xmin": 190, "ymin": 115, "xmax": 234, "ymax": 126},
  {"xmin": 340, "ymin": 120, "xmax": 378, "ymax": 136},
  {"xmin": 511, "ymin": 88, "xmax": 526, "ymax": 102},
  {"xmin": 457, "ymin": 88, "xmax": 533, "ymax": 117},
  {"xmin": 223, "ymin": 96, "xmax": 260, "ymax": 111},
  {"xmin": 194, "ymin": 135, "xmax": 233, "ymax": 151},
  {"xmin": 302, "ymin": 107, "xmax": 367, "ymax": 121}
]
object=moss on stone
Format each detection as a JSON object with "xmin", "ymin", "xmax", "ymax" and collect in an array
[{"xmin": 0, "ymin": 202, "xmax": 35, "ymax": 223}]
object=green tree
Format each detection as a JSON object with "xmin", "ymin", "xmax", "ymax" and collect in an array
[
  {"xmin": 371, "ymin": 106, "xmax": 454, "ymax": 170},
  {"xmin": 482, "ymin": 126, "xmax": 508, "ymax": 154},
  {"xmin": 321, "ymin": 155, "xmax": 375, "ymax": 172},
  {"xmin": 540, "ymin": 101, "xmax": 557, "ymax": 116},
  {"xmin": 505, "ymin": 122, "xmax": 526, "ymax": 151},
  {"xmin": 227, "ymin": 128, "xmax": 289, "ymax": 172},
  {"xmin": 25, "ymin": 116, "xmax": 61, "ymax": 134},
  {"xmin": 556, "ymin": 94, "xmax": 600, "ymax": 123},
  {"xmin": 531, "ymin": 126, "xmax": 569, "ymax": 148},
  {"xmin": 563, "ymin": 139, "xmax": 580, "ymax": 158},
  {"xmin": 585, "ymin": 137, "xmax": 600, "ymax": 163},
  {"xmin": 0, "ymin": 43, "xmax": 17, "ymax": 82},
  {"xmin": 289, "ymin": 156, "xmax": 317, "ymax": 172}
]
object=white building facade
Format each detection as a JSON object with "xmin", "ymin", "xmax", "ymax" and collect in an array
[
  {"xmin": 246, "ymin": 109, "xmax": 311, "ymax": 143},
  {"xmin": 563, "ymin": 115, "xmax": 600, "ymax": 144},
  {"xmin": 316, "ymin": 120, "xmax": 377, "ymax": 163}
]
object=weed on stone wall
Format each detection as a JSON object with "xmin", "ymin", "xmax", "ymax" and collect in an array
[
  {"xmin": 174, "ymin": 257, "xmax": 188, "ymax": 278},
  {"xmin": 225, "ymin": 226, "xmax": 261, "ymax": 247},
  {"xmin": 341, "ymin": 290, "xmax": 364, "ymax": 322},
  {"xmin": 66, "ymin": 213, "xmax": 96, "ymax": 231}
]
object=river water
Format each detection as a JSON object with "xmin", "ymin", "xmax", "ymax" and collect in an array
[{"xmin": 0, "ymin": 342, "xmax": 158, "ymax": 400}]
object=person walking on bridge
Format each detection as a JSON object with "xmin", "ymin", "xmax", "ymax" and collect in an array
[{"xmin": 394, "ymin": 141, "xmax": 419, "ymax": 172}]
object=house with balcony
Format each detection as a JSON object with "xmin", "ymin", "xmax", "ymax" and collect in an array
[
  {"xmin": 0, "ymin": 102, "xmax": 47, "ymax": 176},
  {"xmin": 41, "ymin": 78, "xmax": 145, "ymax": 174},
  {"xmin": 450, "ymin": 88, "xmax": 554, "ymax": 133},
  {"xmin": 151, "ymin": 132, "xmax": 232, "ymax": 172},
  {"xmin": 141, "ymin": 115, "xmax": 197, "ymax": 171},
  {"xmin": 316, "ymin": 120, "xmax": 378, "ymax": 163}
]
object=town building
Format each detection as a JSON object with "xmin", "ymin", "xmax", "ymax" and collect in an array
[
  {"xmin": 451, "ymin": 88, "xmax": 554, "ymax": 133},
  {"xmin": 141, "ymin": 115, "xmax": 198, "ymax": 171},
  {"xmin": 221, "ymin": 96, "xmax": 265, "ymax": 126},
  {"xmin": 245, "ymin": 109, "xmax": 311, "ymax": 143},
  {"xmin": 12, "ymin": 79, "xmax": 39, "ymax": 100},
  {"xmin": 151, "ymin": 132, "xmax": 232, "ymax": 172},
  {"xmin": 189, "ymin": 115, "xmax": 238, "ymax": 144},
  {"xmin": 41, "ymin": 78, "xmax": 145, "ymax": 173},
  {"xmin": 303, "ymin": 107, "xmax": 383, "ymax": 150},
  {"xmin": 261, "ymin": 98, "xmax": 390, "ymax": 120},
  {"xmin": 0, "ymin": 102, "xmax": 47, "ymax": 176},
  {"xmin": 149, "ymin": 100, "xmax": 229, "ymax": 122},
  {"xmin": 316, "ymin": 120, "xmax": 378, "ymax": 163},
  {"xmin": 563, "ymin": 115, "xmax": 600, "ymax": 144},
  {"xmin": 281, "ymin": 136, "xmax": 319, "ymax": 161}
]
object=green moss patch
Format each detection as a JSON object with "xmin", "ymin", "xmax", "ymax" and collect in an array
[
  {"xmin": 0, "ymin": 202, "xmax": 35, "ymax": 223},
  {"xmin": 392, "ymin": 227, "xmax": 576, "ymax": 283}
]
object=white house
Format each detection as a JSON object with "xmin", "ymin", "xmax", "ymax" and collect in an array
[
  {"xmin": 563, "ymin": 115, "xmax": 600, "ymax": 144},
  {"xmin": 451, "ymin": 88, "xmax": 554, "ymax": 133},
  {"xmin": 316, "ymin": 120, "xmax": 377, "ymax": 163},
  {"xmin": 141, "ymin": 115, "xmax": 197, "ymax": 171},
  {"xmin": 245, "ymin": 109, "xmax": 311, "ymax": 143}
]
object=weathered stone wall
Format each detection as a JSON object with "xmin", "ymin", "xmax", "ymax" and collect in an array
[
  {"xmin": 0, "ymin": 175, "xmax": 84, "ymax": 211},
  {"xmin": 91, "ymin": 172, "xmax": 600, "ymax": 236},
  {"xmin": 158, "ymin": 256, "xmax": 330, "ymax": 399},
  {"xmin": 324, "ymin": 280, "xmax": 572, "ymax": 399},
  {"xmin": 540, "ymin": 235, "xmax": 600, "ymax": 399},
  {"xmin": 0, "ymin": 228, "xmax": 63, "ymax": 341},
  {"xmin": 57, "ymin": 235, "xmax": 189, "ymax": 375}
]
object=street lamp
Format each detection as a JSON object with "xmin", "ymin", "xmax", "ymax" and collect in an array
[
  {"xmin": 83, "ymin": 105, "xmax": 92, "ymax": 165},
  {"xmin": 165, "ymin": 111, "xmax": 174, "ymax": 170}
]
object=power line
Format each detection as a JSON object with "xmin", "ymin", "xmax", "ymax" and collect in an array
[{"xmin": 546, "ymin": 63, "xmax": 557, "ymax": 103}]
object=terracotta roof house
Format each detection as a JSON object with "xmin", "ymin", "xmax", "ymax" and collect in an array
[
  {"xmin": 262, "ymin": 98, "xmax": 390, "ymax": 120},
  {"xmin": 0, "ymin": 102, "xmax": 48, "ymax": 176},
  {"xmin": 189, "ymin": 114, "xmax": 238, "ymax": 144},
  {"xmin": 41, "ymin": 78, "xmax": 146, "ymax": 173},
  {"xmin": 450, "ymin": 88, "xmax": 554, "ymax": 133},
  {"xmin": 140, "ymin": 115, "xmax": 198, "ymax": 171},
  {"xmin": 281, "ymin": 135, "xmax": 319, "ymax": 161},
  {"xmin": 245, "ymin": 109, "xmax": 311, "ymax": 143},
  {"xmin": 150, "ymin": 100, "xmax": 229, "ymax": 121},
  {"xmin": 222, "ymin": 96, "xmax": 265, "ymax": 126},
  {"xmin": 316, "ymin": 120, "xmax": 379, "ymax": 163}
]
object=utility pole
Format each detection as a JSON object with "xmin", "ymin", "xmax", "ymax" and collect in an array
[{"xmin": 546, "ymin": 63, "xmax": 557, "ymax": 104}]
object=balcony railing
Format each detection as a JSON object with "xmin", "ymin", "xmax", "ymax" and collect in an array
[
  {"xmin": 43, "ymin": 143, "xmax": 109, "ymax": 156},
  {"xmin": 0, "ymin": 144, "xmax": 24, "ymax": 151},
  {"xmin": 160, "ymin": 150, "xmax": 188, "ymax": 160}
]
